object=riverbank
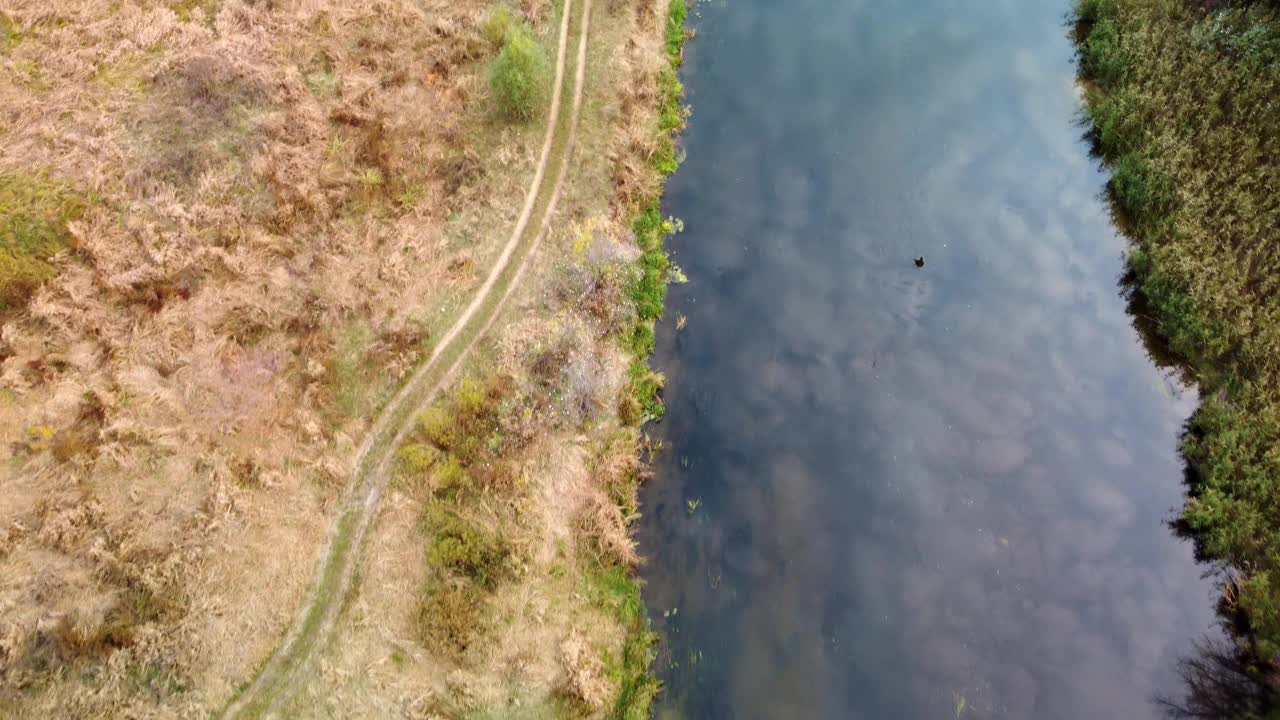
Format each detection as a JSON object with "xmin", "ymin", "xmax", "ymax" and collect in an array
[
  {"xmin": 1073, "ymin": 0, "xmax": 1280, "ymax": 698},
  {"xmin": 0, "ymin": 0, "xmax": 685, "ymax": 716}
]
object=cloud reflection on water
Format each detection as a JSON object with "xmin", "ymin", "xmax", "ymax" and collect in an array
[{"xmin": 639, "ymin": 0, "xmax": 1217, "ymax": 718}]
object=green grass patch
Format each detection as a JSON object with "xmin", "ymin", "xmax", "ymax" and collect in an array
[
  {"xmin": 326, "ymin": 322, "xmax": 375, "ymax": 418},
  {"xmin": 621, "ymin": 359, "xmax": 665, "ymax": 425},
  {"xmin": 583, "ymin": 561, "xmax": 660, "ymax": 720},
  {"xmin": 665, "ymin": 0, "xmax": 687, "ymax": 62},
  {"xmin": 125, "ymin": 657, "xmax": 190, "ymax": 700},
  {"xmin": 0, "ymin": 172, "xmax": 89, "ymax": 313},
  {"xmin": 1, "ymin": 12, "xmax": 24, "ymax": 53},
  {"xmin": 612, "ymin": 628, "xmax": 661, "ymax": 720},
  {"xmin": 628, "ymin": 208, "xmax": 674, "ymax": 321},
  {"xmin": 467, "ymin": 692, "xmax": 576, "ymax": 720}
]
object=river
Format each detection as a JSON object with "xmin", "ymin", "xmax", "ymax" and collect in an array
[{"xmin": 636, "ymin": 0, "xmax": 1221, "ymax": 717}]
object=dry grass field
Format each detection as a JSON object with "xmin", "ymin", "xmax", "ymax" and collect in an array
[{"xmin": 0, "ymin": 0, "xmax": 682, "ymax": 716}]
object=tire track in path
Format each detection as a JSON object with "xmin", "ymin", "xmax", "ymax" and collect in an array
[{"xmin": 219, "ymin": 0, "xmax": 592, "ymax": 714}]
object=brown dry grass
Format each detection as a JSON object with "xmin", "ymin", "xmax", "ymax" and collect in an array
[
  {"xmin": 267, "ymin": 0, "xmax": 675, "ymax": 714},
  {"xmin": 0, "ymin": 0, "xmax": 673, "ymax": 714},
  {"xmin": 0, "ymin": 0, "xmax": 565, "ymax": 715}
]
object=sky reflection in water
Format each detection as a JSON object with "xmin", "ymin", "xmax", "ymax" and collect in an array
[{"xmin": 637, "ymin": 0, "xmax": 1219, "ymax": 718}]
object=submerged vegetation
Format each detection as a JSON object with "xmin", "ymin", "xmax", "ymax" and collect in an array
[{"xmin": 1073, "ymin": 0, "xmax": 1280, "ymax": 709}]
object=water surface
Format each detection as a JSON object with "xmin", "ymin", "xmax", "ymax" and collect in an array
[{"xmin": 638, "ymin": 0, "xmax": 1219, "ymax": 717}]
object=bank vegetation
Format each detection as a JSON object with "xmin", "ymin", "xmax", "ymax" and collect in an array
[{"xmin": 1073, "ymin": 0, "xmax": 1280, "ymax": 714}]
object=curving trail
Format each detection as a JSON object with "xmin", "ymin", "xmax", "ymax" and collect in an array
[{"xmin": 219, "ymin": 0, "xmax": 593, "ymax": 715}]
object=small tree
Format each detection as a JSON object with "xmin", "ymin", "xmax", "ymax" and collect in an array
[{"xmin": 489, "ymin": 30, "xmax": 549, "ymax": 121}]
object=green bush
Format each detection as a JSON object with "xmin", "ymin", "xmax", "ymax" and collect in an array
[
  {"xmin": 489, "ymin": 30, "xmax": 549, "ymax": 121},
  {"xmin": 417, "ymin": 405, "xmax": 457, "ymax": 453},
  {"xmin": 397, "ymin": 442, "xmax": 441, "ymax": 475},
  {"xmin": 482, "ymin": 5, "xmax": 518, "ymax": 50},
  {"xmin": 432, "ymin": 455, "xmax": 472, "ymax": 498},
  {"xmin": 416, "ymin": 375, "xmax": 507, "ymax": 466},
  {"xmin": 1086, "ymin": 86, "xmax": 1142, "ymax": 158},
  {"xmin": 425, "ymin": 508, "xmax": 509, "ymax": 588}
]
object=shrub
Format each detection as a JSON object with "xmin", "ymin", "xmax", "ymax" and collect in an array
[
  {"xmin": 416, "ymin": 375, "xmax": 508, "ymax": 465},
  {"xmin": 415, "ymin": 578, "xmax": 485, "ymax": 653},
  {"xmin": 433, "ymin": 455, "xmax": 472, "ymax": 498},
  {"xmin": 397, "ymin": 442, "xmax": 441, "ymax": 475},
  {"xmin": 1074, "ymin": 0, "xmax": 1280, "ymax": 668},
  {"xmin": 395, "ymin": 442, "xmax": 442, "ymax": 497},
  {"xmin": 482, "ymin": 5, "xmax": 517, "ymax": 50},
  {"xmin": 489, "ymin": 30, "xmax": 549, "ymax": 121},
  {"xmin": 1086, "ymin": 86, "xmax": 1143, "ymax": 158},
  {"xmin": 425, "ymin": 508, "xmax": 509, "ymax": 588},
  {"xmin": 417, "ymin": 405, "xmax": 456, "ymax": 450}
]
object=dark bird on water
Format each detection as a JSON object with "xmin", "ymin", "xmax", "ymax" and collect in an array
[{"xmin": 913, "ymin": 255, "xmax": 925, "ymax": 268}]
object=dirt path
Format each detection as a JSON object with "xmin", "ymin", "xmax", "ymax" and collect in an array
[{"xmin": 218, "ymin": 1, "xmax": 592, "ymax": 716}]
